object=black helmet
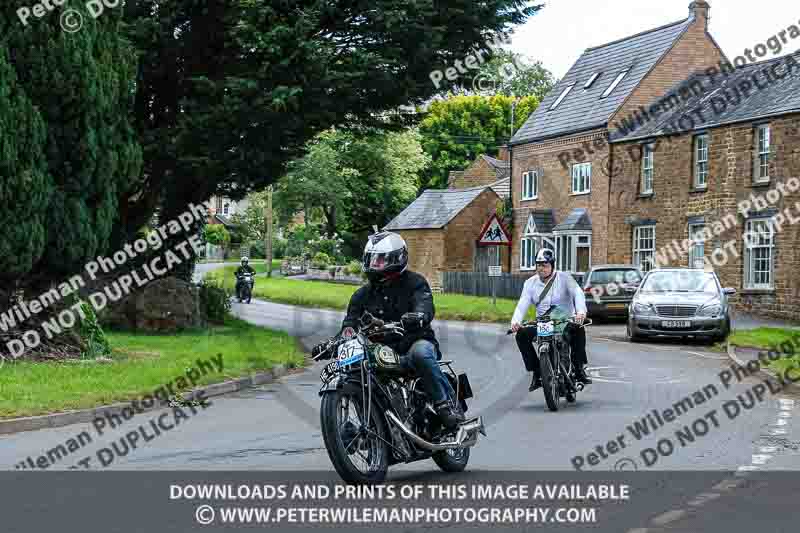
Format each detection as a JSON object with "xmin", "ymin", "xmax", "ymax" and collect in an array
[
  {"xmin": 535, "ymin": 248, "xmax": 555, "ymax": 268},
  {"xmin": 362, "ymin": 231, "xmax": 408, "ymax": 284}
]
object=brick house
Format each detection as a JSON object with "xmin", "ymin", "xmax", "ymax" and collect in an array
[
  {"xmin": 508, "ymin": 1, "xmax": 725, "ymax": 281},
  {"xmin": 384, "ymin": 154, "xmax": 511, "ymax": 289},
  {"xmin": 608, "ymin": 51, "xmax": 800, "ymax": 320}
]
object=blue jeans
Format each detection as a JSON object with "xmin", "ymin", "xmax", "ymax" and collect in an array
[{"xmin": 402, "ymin": 340, "xmax": 454, "ymax": 404}]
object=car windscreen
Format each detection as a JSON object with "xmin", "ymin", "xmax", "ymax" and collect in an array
[
  {"xmin": 640, "ymin": 271, "xmax": 718, "ymax": 293},
  {"xmin": 588, "ymin": 269, "xmax": 641, "ymax": 285}
]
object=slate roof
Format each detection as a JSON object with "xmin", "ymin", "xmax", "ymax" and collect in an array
[
  {"xmin": 612, "ymin": 51, "xmax": 800, "ymax": 142},
  {"xmin": 524, "ymin": 209, "xmax": 557, "ymax": 235},
  {"xmin": 482, "ymin": 155, "xmax": 510, "ymax": 179},
  {"xmin": 383, "ymin": 186, "xmax": 491, "ymax": 230},
  {"xmin": 553, "ymin": 209, "xmax": 593, "ymax": 232},
  {"xmin": 510, "ymin": 18, "xmax": 691, "ymax": 145},
  {"xmin": 488, "ymin": 177, "xmax": 510, "ymax": 199}
]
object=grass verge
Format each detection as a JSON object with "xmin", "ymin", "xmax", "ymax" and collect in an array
[
  {"xmin": 728, "ymin": 327, "xmax": 800, "ymax": 374},
  {"xmin": 206, "ymin": 266, "xmax": 533, "ymax": 323},
  {"xmin": 0, "ymin": 316, "xmax": 304, "ymax": 419}
]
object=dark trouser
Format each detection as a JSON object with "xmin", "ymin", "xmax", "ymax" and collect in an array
[
  {"xmin": 515, "ymin": 323, "xmax": 588, "ymax": 378},
  {"xmin": 400, "ymin": 340, "xmax": 454, "ymax": 404}
]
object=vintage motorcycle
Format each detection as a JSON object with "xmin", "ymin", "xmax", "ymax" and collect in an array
[
  {"xmin": 508, "ymin": 306, "xmax": 592, "ymax": 412},
  {"xmin": 235, "ymin": 273, "xmax": 254, "ymax": 304},
  {"xmin": 313, "ymin": 312, "xmax": 486, "ymax": 483}
]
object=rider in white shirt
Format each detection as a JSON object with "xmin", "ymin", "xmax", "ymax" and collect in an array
[{"xmin": 511, "ymin": 249, "xmax": 592, "ymax": 391}]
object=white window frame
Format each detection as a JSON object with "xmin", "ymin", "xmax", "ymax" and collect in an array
[
  {"xmin": 571, "ymin": 162, "xmax": 591, "ymax": 195},
  {"xmin": 694, "ymin": 134, "xmax": 709, "ymax": 189},
  {"xmin": 520, "ymin": 216, "xmax": 555, "ymax": 271},
  {"xmin": 522, "ymin": 170, "xmax": 538, "ymax": 200},
  {"xmin": 584, "ymin": 72, "xmax": 601, "ymax": 89},
  {"xmin": 755, "ymin": 124, "xmax": 771, "ymax": 183},
  {"xmin": 601, "ymin": 69, "xmax": 628, "ymax": 98},
  {"xmin": 223, "ymin": 202, "xmax": 230, "ymax": 216},
  {"xmin": 633, "ymin": 226, "xmax": 656, "ymax": 272},
  {"xmin": 641, "ymin": 143, "xmax": 654, "ymax": 194},
  {"xmin": 688, "ymin": 223, "xmax": 706, "ymax": 269},
  {"xmin": 744, "ymin": 218, "xmax": 775, "ymax": 290},
  {"xmin": 554, "ymin": 231, "xmax": 592, "ymax": 274},
  {"xmin": 550, "ymin": 84, "xmax": 574, "ymax": 110}
]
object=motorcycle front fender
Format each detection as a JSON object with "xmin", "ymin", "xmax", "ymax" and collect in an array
[{"xmin": 318, "ymin": 375, "xmax": 344, "ymax": 396}]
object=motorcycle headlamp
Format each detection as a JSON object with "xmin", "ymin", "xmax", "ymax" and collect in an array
[{"xmin": 374, "ymin": 345, "xmax": 400, "ymax": 370}]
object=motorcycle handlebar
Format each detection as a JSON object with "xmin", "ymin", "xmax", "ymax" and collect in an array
[{"xmin": 505, "ymin": 318, "xmax": 592, "ymax": 335}]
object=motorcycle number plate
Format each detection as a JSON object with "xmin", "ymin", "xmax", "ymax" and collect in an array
[
  {"xmin": 337, "ymin": 339, "xmax": 365, "ymax": 367},
  {"xmin": 320, "ymin": 361, "xmax": 338, "ymax": 382},
  {"xmin": 537, "ymin": 321, "xmax": 555, "ymax": 337}
]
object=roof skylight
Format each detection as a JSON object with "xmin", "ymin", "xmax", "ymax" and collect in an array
[
  {"xmin": 584, "ymin": 72, "xmax": 601, "ymax": 89},
  {"xmin": 549, "ymin": 84, "xmax": 575, "ymax": 110},
  {"xmin": 601, "ymin": 69, "xmax": 629, "ymax": 98}
]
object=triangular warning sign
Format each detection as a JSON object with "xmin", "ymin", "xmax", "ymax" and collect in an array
[{"xmin": 477, "ymin": 214, "xmax": 511, "ymax": 246}]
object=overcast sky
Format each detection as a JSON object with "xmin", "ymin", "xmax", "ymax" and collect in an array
[{"xmin": 509, "ymin": 0, "xmax": 800, "ymax": 79}]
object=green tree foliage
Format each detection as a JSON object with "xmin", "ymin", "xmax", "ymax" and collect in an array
[
  {"xmin": 0, "ymin": 48, "xmax": 49, "ymax": 295},
  {"xmin": 204, "ymin": 225, "xmax": 231, "ymax": 248},
  {"xmin": 475, "ymin": 50, "xmax": 556, "ymax": 100},
  {"xmin": 1, "ymin": 2, "xmax": 142, "ymax": 292},
  {"xmin": 276, "ymin": 128, "xmax": 429, "ymax": 258},
  {"xmin": 117, "ymin": 0, "xmax": 540, "ymax": 257},
  {"xmin": 418, "ymin": 94, "xmax": 540, "ymax": 189}
]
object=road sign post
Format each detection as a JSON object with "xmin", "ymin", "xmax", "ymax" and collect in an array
[{"xmin": 488, "ymin": 265, "xmax": 502, "ymax": 306}]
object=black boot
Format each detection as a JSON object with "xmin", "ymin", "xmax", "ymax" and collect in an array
[
  {"xmin": 575, "ymin": 367, "xmax": 592, "ymax": 384},
  {"xmin": 435, "ymin": 400, "xmax": 465, "ymax": 429},
  {"xmin": 529, "ymin": 374, "xmax": 542, "ymax": 391}
]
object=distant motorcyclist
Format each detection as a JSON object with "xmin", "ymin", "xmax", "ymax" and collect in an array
[
  {"xmin": 312, "ymin": 231, "xmax": 465, "ymax": 429},
  {"xmin": 511, "ymin": 249, "xmax": 592, "ymax": 391},
  {"xmin": 235, "ymin": 256, "xmax": 256, "ymax": 299}
]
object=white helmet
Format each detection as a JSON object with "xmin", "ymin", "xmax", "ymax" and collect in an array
[
  {"xmin": 241, "ymin": 256, "xmax": 249, "ymax": 263},
  {"xmin": 362, "ymin": 231, "xmax": 408, "ymax": 283}
]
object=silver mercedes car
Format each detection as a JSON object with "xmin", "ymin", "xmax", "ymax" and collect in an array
[{"xmin": 626, "ymin": 268, "xmax": 735, "ymax": 343}]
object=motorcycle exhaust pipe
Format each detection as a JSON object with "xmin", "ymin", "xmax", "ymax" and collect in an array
[{"xmin": 385, "ymin": 411, "xmax": 485, "ymax": 452}]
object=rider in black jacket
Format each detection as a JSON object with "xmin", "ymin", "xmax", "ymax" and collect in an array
[
  {"xmin": 314, "ymin": 231, "xmax": 464, "ymax": 429},
  {"xmin": 235, "ymin": 257, "xmax": 256, "ymax": 298}
]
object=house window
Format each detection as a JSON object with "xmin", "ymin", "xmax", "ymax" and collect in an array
[
  {"xmin": 633, "ymin": 226, "xmax": 656, "ymax": 272},
  {"xmin": 744, "ymin": 219, "xmax": 774, "ymax": 289},
  {"xmin": 550, "ymin": 84, "xmax": 574, "ymax": 110},
  {"xmin": 522, "ymin": 170, "xmax": 538, "ymax": 200},
  {"xmin": 641, "ymin": 143, "xmax": 654, "ymax": 194},
  {"xmin": 694, "ymin": 134, "xmax": 709, "ymax": 188},
  {"xmin": 601, "ymin": 69, "xmax": 628, "ymax": 98},
  {"xmin": 223, "ymin": 203, "xmax": 230, "ymax": 216},
  {"xmin": 555, "ymin": 233, "xmax": 592, "ymax": 274},
  {"xmin": 584, "ymin": 72, "xmax": 601, "ymax": 89},
  {"xmin": 521, "ymin": 215, "xmax": 555, "ymax": 271},
  {"xmin": 216, "ymin": 197, "xmax": 223, "ymax": 212},
  {"xmin": 520, "ymin": 238, "xmax": 537, "ymax": 270},
  {"xmin": 755, "ymin": 124, "xmax": 771, "ymax": 182},
  {"xmin": 689, "ymin": 223, "xmax": 706, "ymax": 269},
  {"xmin": 572, "ymin": 163, "xmax": 591, "ymax": 194}
]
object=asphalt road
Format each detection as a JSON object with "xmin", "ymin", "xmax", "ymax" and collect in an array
[{"xmin": 3, "ymin": 263, "xmax": 799, "ymax": 532}]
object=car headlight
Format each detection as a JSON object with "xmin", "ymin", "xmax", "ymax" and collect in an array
[
  {"xmin": 698, "ymin": 304, "xmax": 722, "ymax": 316},
  {"xmin": 632, "ymin": 302, "xmax": 654, "ymax": 315}
]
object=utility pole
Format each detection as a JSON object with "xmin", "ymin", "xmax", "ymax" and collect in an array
[{"xmin": 265, "ymin": 185, "xmax": 273, "ymax": 278}]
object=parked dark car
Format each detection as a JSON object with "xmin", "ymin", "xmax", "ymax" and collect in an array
[
  {"xmin": 583, "ymin": 265, "xmax": 643, "ymax": 320},
  {"xmin": 627, "ymin": 268, "xmax": 735, "ymax": 343}
]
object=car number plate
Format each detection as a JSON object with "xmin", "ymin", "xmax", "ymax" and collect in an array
[
  {"xmin": 320, "ymin": 361, "xmax": 338, "ymax": 382},
  {"xmin": 661, "ymin": 320, "xmax": 691, "ymax": 328},
  {"xmin": 537, "ymin": 321, "xmax": 555, "ymax": 337}
]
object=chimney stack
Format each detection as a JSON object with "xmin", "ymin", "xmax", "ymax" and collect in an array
[{"xmin": 688, "ymin": 1, "xmax": 710, "ymax": 28}]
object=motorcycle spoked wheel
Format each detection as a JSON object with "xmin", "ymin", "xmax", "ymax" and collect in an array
[
  {"xmin": 320, "ymin": 390, "xmax": 390, "ymax": 483},
  {"xmin": 539, "ymin": 345, "xmax": 560, "ymax": 412}
]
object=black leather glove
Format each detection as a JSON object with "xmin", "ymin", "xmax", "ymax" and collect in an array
[
  {"xmin": 311, "ymin": 340, "xmax": 332, "ymax": 360},
  {"xmin": 401, "ymin": 312, "xmax": 425, "ymax": 331}
]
